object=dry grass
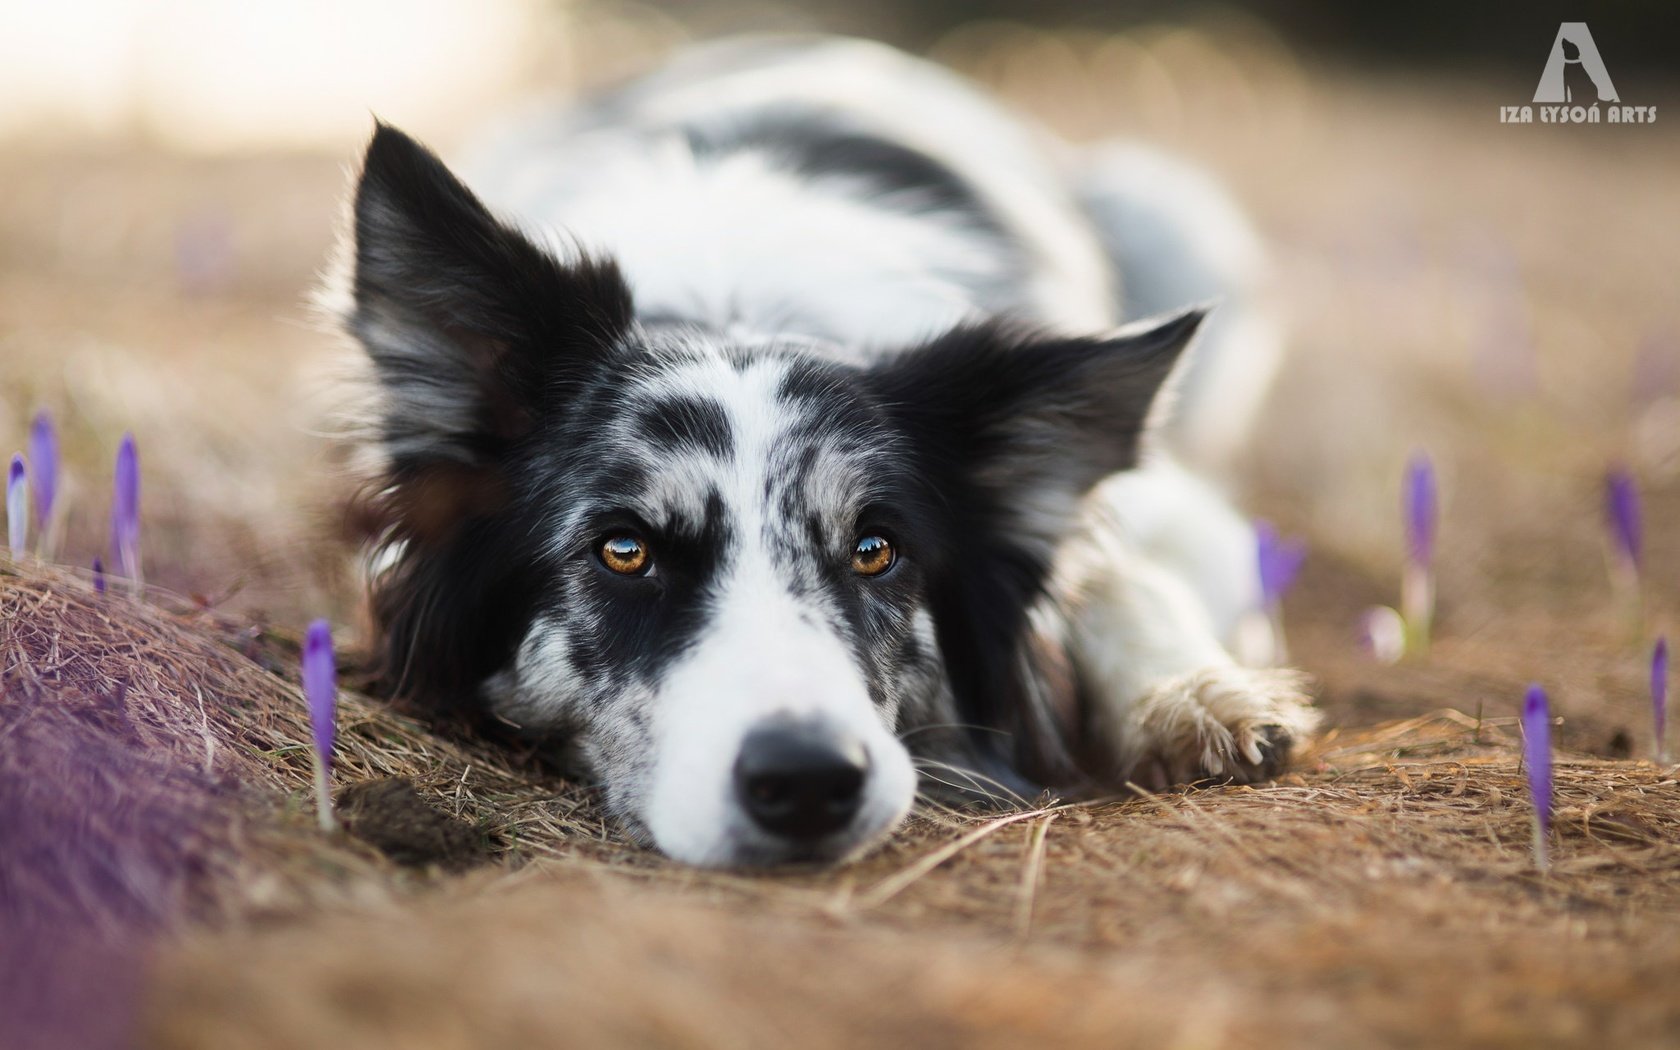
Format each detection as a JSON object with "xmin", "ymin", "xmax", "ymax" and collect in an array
[{"xmin": 6, "ymin": 563, "xmax": 1680, "ymax": 1047}]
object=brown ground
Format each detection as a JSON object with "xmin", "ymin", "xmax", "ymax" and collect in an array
[{"xmin": 4, "ymin": 23, "xmax": 1680, "ymax": 1050}]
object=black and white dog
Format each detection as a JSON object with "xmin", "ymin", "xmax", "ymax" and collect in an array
[{"xmin": 329, "ymin": 36, "xmax": 1316, "ymax": 867}]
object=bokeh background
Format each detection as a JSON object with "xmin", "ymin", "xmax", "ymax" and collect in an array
[{"xmin": 6, "ymin": 4, "xmax": 1680, "ymax": 1048}]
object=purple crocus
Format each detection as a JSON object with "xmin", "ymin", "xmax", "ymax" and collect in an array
[
  {"xmin": 1604, "ymin": 467, "xmax": 1644, "ymax": 635},
  {"xmin": 1654, "ymin": 637, "xmax": 1670, "ymax": 764},
  {"xmin": 91, "ymin": 557, "xmax": 106, "ymax": 596},
  {"xmin": 1522, "ymin": 683, "xmax": 1553, "ymax": 873},
  {"xmin": 6, "ymin": 455, "xmax": 26, "ymax": 557},
  {"xmin": 1605, "ymin": 468, "xmax": 1642, "ymax": 572},
  {"xmin": 28, "ymin": 411, "xmax": 57, "ymax": 536},
  {"xmin": 1405, "ymin": 453, "xmax": 1437, "ymax": 569},
  {"xmin": 111, "ymin": 433, "xmax": 141, "ymax": 592},
  {"xmin": 1401, "ymin": 452, "xmax": 1437, "ymax": 654},
  {"xmin": 1254, "ymin": 520, "xmax": 1307, "ymax": 664},
  {"xmin": 302, "ymin": 619, "xmax": 338, "ymax": 832},
  {"xmin": 1255, "ymin": 521, "xmax": 1307, "ymax": 610}
]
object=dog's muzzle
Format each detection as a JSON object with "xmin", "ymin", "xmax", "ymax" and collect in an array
[{"xmin": 733, "ymin": 717, "xmax": 869, "ymax": 841}]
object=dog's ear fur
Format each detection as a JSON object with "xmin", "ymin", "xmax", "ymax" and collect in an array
[
  {"xmin": 347, "ymin": 122, "xmax": 633, "ymax": 477},
  {"xmin": 866, "ymin": 308, "xmax": 1203, "ymax": 782},
  {"xmin": 338, "ymin": 124, "xmax": 633, "ymax": 712},
  {"xmin": 870, "ymin": 308, "xmax": 1202, "ymax": 559}
]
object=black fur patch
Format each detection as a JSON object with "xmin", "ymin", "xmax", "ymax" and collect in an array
[
  {"xmin": 348, "ymin": 124, "xmax": 640, "ymax": 713},
  {"xmin": 683, "ymin": 106, "xmax": 1003, "ymax": 234},
  {"xmin": 864, "ymin": 313, "xmax": 1203, "ymax": 783},
  {"xmin": 633, "ymin": 395, "xmax": 735, "ymax": 459},
  {"xmin": 352, "ymin": 123, "xmax": 634, "ymax": 470},
  {"xmin": 555, "ymin": 482, "xmax": 736, "ymax": 696}
]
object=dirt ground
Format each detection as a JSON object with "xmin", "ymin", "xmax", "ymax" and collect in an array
[{"xmin": 5, "ymin": 23, "xmax": 1680, "ymax": 1050}]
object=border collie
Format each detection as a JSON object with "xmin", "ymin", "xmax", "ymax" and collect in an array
[{"xmin": 328, "ymin": 36, "xmax": 1316, "ymax": 867}]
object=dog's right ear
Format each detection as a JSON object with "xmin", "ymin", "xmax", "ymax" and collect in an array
[{"xmin": 344, "ymin": 123, "xmax": 633, "ymax": 478}]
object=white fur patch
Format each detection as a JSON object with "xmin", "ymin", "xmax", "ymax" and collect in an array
[
  {"xmin": 488, "ymin": 139, "xmax": 1001, "ymax": 351},
  {"xmin": 644, "ymin": 557, "xmax": 916, "ymax": 865},
  {"xmin": 493, "ymin": 347, "xmax": 918, "ymax": 865},
  {"xmin": 1109, "ymin": 665, "xmax": 1318, "ymax": 785}
]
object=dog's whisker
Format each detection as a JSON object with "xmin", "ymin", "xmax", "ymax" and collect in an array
[
  {"xmin": 896, "ymin": 722, "xmax": 1011, "ymax": 741},
  {"xmin": 910, "ymin": 757, "xmax": 1031, "ymax": 808}
]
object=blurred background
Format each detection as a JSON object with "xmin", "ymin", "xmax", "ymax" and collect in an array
[
  {"xmin": 2, "ymin": 0, "xmax": 1678, "ymax": 743},
  {"xmin": 7, "ymin": 12, "xmax": 1680, "ymax": 1045}
]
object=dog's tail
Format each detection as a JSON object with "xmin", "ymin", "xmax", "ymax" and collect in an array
[{"xmin": 1073, "ymin": 143, "xmax": 1285, "ymax": 476}]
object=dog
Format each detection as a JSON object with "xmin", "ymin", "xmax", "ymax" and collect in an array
[{"xmin": 327, "ymin": 36, "xmax": 1317, "ymax": 867}]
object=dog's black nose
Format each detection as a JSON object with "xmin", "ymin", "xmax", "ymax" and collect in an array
[{"xmin": 734, "ymin": 720, "xmax": 868, "ymax": 840}]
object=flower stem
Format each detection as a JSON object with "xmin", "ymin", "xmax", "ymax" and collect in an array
[
  {"xmin": 312, "ymin": 752, "xmax": 336, "ymax": 833},
  {"xmin": 1608, "ymin": 555, "xmax": 1642, "ymax": 642},
  {"xmin": 1266, "ymin": 603, "xmax": 1290, "ymax": 664},
  {"xmin": 1401, "ymin": 563, "xmax": 1433, "ymax": 657}
]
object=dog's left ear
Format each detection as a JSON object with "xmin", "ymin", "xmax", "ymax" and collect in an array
[
  {"xmin": 338, "ymin": 125, "xmax": 636, "ymax": 709},
  {"xmin": 344, "ymin": 122, "xmax": 633, "ymax": 477},
  {"xmin": 869, "ymin": 308, "xmax": 1203, "ymax": 555}
]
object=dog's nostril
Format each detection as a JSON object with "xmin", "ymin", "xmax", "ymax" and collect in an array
[{"xmin": 734, "ymin": 720, "xmax": 869, "ymax": 840}]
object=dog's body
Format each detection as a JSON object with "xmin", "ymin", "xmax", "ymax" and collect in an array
[{"xmin": 333, "ymin": 36, "xmax": 1315, "ymax": 867}]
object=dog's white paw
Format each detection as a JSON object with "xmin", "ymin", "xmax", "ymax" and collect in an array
[{"xmin": 1120, "ymin": 665, "xmax": 1318, "ymax": 789}]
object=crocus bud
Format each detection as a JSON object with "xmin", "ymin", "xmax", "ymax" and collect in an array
[
  {"xmin": 302, "ymin": 618, "xmax": 338, "ymax": 832},
  {"xmin": 111, "ymin": 433, "xmax": 141, "ymax": 592},
  {"xmin": 6, "ymin": 455, "xmax": 26, "ymax": 557},
  {"xmin": 1522, "ymin": 683, "xmax": 1553, "ymax": 873}
]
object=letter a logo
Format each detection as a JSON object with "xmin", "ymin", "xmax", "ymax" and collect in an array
[{"xmin": 1533, "ymin": 23, "xmax": 1618, "ymax": 103}]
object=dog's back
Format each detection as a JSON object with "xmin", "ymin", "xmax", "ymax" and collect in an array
[{"xmin": 463, "ymin": 37, "xmax": 1111, "ymax": 350}]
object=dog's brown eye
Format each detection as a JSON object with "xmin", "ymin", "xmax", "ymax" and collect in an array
[
  {"xmin": 599, "ymin": 535, "xmax": 650, "ymax": 576},
  {"xmin": 851, "ymin": 535, "xmax": 895, "ymax": 577}
]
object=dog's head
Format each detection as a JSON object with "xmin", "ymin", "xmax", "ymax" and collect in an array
[{"xmin": 338, "ymin": 125, "xmax": 1200, "ymax": 867}]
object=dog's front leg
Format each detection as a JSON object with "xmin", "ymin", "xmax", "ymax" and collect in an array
[{"xmin": 1055, "ymin": 511, "xmax": 1318, "ymax": 790}]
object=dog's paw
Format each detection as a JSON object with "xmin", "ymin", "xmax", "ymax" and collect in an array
[{"xmin": 1121, "ymin": 665, "xmax": 1318, "ymax": 789}]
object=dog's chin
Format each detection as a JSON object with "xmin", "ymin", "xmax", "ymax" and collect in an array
[
  {"xmin": 647, "ymin": 793, "xmax": 914, "ymax": 870},
  {"xmin": 721, "ymin": 834, "xmax": 881, "ymax": 870},
  {"xmin": 683, "ymin": 820, "xmax": 901, "ymax": 870}
]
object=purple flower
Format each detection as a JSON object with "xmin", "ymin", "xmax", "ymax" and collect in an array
[
  {"xmin": 28, "ymin": 411, "xmax": 57, "ymax": 531},
  {"xmin": 6, "ymin": 455, "xmax": 25, "ymax": 557},
  {"xmin": 302, "ymin": 619, "xmax": 338, "ymax": 831},
  {"xmin": 111, "ymin": 433, "xmax": 140, "ymax": 586},
  {"xmin": 91, "ymin": 557, "xmax": 106, "ymax": 596},
  {"xmin": 1655, "ymin": 637, "xmax": 1670, "ymax": 763},
  {"xmin": 1605, "ymin": 468, "xmax": 1642, "ymax": 572},
  {"xmin": 303, "ymin": 620, "xmax": 337, "ymax": 772},
  {"xmin": 1404, "ymin": 453, "xmax": 1436, "ymax": 569},
  {"xmin": 1400, "ymin": 453, "xmax": 1438, "ymax": 656},
  {"xmin": 1522, "ymin": 683, "xmax": 1553, "ymax": 871},
  {"xmin": 1255, "ymin": 520, "xmax": 1307, "ymax": 610}
]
